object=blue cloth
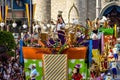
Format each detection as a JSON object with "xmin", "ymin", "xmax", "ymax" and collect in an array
[
  {"xmin": 115, "ymin": 44, "xmax": 120, "ymax": 51},
  {"xmin": 19, "ymin": 39, "xmax": 24, "ymax": 65},
  {"xmin": 112, "ymin": 68, "xmax": 117, "ymax": 75},
  {"xmin": 114, "ymin": 54, "xmax": 118, "ymax": 59},
  {"xmin": 89, "ymin": 40, "xmax": 92, "ymax": 63},
  {"xmin": 92, "ymin": 39, "xmax": 100, "ymax": 49},
  {"xmin": 30, "ymin": 69, "xmax": 37, "ymax": 79},
  {"xmin": 58, "ymin": 31, "xmax": 66, "ymax": 45}
]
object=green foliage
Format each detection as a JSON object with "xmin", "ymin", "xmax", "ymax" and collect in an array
[
  {"xmin": 0, "ymin": 31, "xmax": 16, "ymax": 54},
  {"xmin": 8, "ymin": 51, "xmax": 15, "ymax": 56}
]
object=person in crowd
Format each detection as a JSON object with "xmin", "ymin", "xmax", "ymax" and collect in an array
[
  {"xmin": 104, "ymin": 73, "xmax": 112, "ymax": 80},
  {"xmin": 115, "ymin": 41, "xmax": 120, "ymax": 52},
  {"xmin": 109, "ymin": 58, "xmax": 119, "ymax": 79},
  {"xmin": 112, "ymin": 45, "xmax": 119, "ymax": 61},
  {"xmin": 0, "ymin": 56, "xmax": 25, "ymax": 80},
  {"xmin": 23, "ymin": 32, "xmax": 30, "ymax": 41}
]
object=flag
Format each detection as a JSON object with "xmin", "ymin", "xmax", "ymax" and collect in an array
[
  {"xmin": 92, "ymin": 49, "xmax": 100, "ymax": 65},
  {"xmin": 19, "ymin": 39, "xmax": 24, "ymax": 65},
  {"xmin": 114, "ymin": 24, "xmax": 117, "ymax": 38},
  {"xmin": 101, "ymin": 32, "xmax": 104, "ymax": 53},
  {"xmin": 25, "ymin": 4, "xmax": 36, "ymax": 26},
  {"xmin": 89, "ymin": 39, "xmax": 92, "ymax": 64},
  {"xmin": 5, "ymin": 5, "xmax": 8, "ymax": 23},
  {"xmin": 0, "ymin": 5, "xmax": 8, "ymax": 22},
  {"xmin": 0, "ymin": 7, "xmax": 2, "ymax": 21},
  {"xmin": 25, "ymin": 4, "xmax": 30, "ymax": 25}
]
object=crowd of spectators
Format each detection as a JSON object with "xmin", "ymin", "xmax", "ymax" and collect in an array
[{"xmin": 0, "ymin": 47, "xmax": 25, "ymax": 80}]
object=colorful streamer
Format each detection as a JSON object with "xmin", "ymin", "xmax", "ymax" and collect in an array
[
  {"xmin": 101, "ymin": 33, "xmax": 104, "ymax": 53},
  {"xmin": 114, "ymin": 24, "xmax": 117, "ymax": 38}
]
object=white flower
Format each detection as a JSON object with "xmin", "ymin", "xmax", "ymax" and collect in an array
[
  {"xmin": 70, "ymin": 60, "xmax": 75, "ymax": 63},
  {"xmin": 39, "ymin": 62, "xmax": 42, "ymax": 67}
]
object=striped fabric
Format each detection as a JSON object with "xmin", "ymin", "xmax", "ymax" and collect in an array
[{"xmin": 43, "ymin": 54, "xmax": 68, "ymax": 80}]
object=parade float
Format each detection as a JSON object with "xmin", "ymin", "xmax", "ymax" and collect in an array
[
  {"xmin": 22, "ymin": 23, "xmax": 91, "ymax": 79},
  {"xmin": 21, "ymin": 14, "xmax": 117, "ymax": 79}
]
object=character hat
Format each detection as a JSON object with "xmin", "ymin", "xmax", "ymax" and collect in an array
[
  {"xmin": 75, "ymin": 64, "xmax": 80, "ymax": 69},
  {"xmin": 32, "ymin": 64, "xmax": 36, "ymax": 67}
]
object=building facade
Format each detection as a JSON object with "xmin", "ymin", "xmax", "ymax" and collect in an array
[{"xmin": 33, "ymin": 0, "xmax": 120, "ymax": 26}]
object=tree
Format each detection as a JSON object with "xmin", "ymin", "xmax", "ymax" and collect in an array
[{"xmin": 0, "ymin": 31, "xmax": 16, "ymax": 56}]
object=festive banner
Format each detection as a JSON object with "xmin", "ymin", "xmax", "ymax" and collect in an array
[
  {"xmin": 92, "ymin": 39, "xmax": 100, "ymax": 49},
  {"xmin": 92, "ymin": 49, "xmax": 100, "ymax": 65},
  {"xmin": 99, "ymin": 27, "xmax": 114, "ymax": 35},
  {"xmin": 0, "ymin": 5, "xmax": 8, "ymax": 22},
  {"xmin": 5, "ymin": 5, "xmax": 8, "ymax": 23},
  {"xmin": 89, "ymin": 39, "xmax": 92, "ymax": 64},
  {"xmin": 19, "ymin": 39, "xmax": 24, "ymax": 65},
  {"xmin": 25, "ymin": 4, "xmax": 30, "ymax": 25},
  {"xmin": 25, "ymin": 4, "xmax": 36, "ymax": 26},
  {"xmin": 101, "ymin": 33, "xmax": 104, "ymax": 53}
]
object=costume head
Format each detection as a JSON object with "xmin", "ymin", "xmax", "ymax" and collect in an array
[
  {"xmin": 73, "ymin": 64, "xmax": 80, "ymax": 74},
  {"xmin": 32, "ymin": 64, "xmax": 36, "ymax": 69}
]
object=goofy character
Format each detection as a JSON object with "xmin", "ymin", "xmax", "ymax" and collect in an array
[{"xmin": 72, "ymin": 64, "xmax": 83, "ymax": 80}]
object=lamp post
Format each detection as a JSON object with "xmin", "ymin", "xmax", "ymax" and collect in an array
[
  {"xmin": 0, "ymin": 22, "xmax": 5, "ymax": 31},
  {"xmin": 12, "ymin": 22, "xmax": 17, "ymax": 39},
  {"xmin": 12, "ymin": 22, "xmax": 17, "ymax": 59}
]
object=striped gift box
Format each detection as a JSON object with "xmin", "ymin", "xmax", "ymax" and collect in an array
[{"xmin": 43, "ymin": 54, "xmax": 68, "ymax": 80}]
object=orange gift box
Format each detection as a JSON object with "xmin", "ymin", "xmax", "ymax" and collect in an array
[{"xmin": 22, "ymin": 47, "xmax": 87, "ymax": 59}]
